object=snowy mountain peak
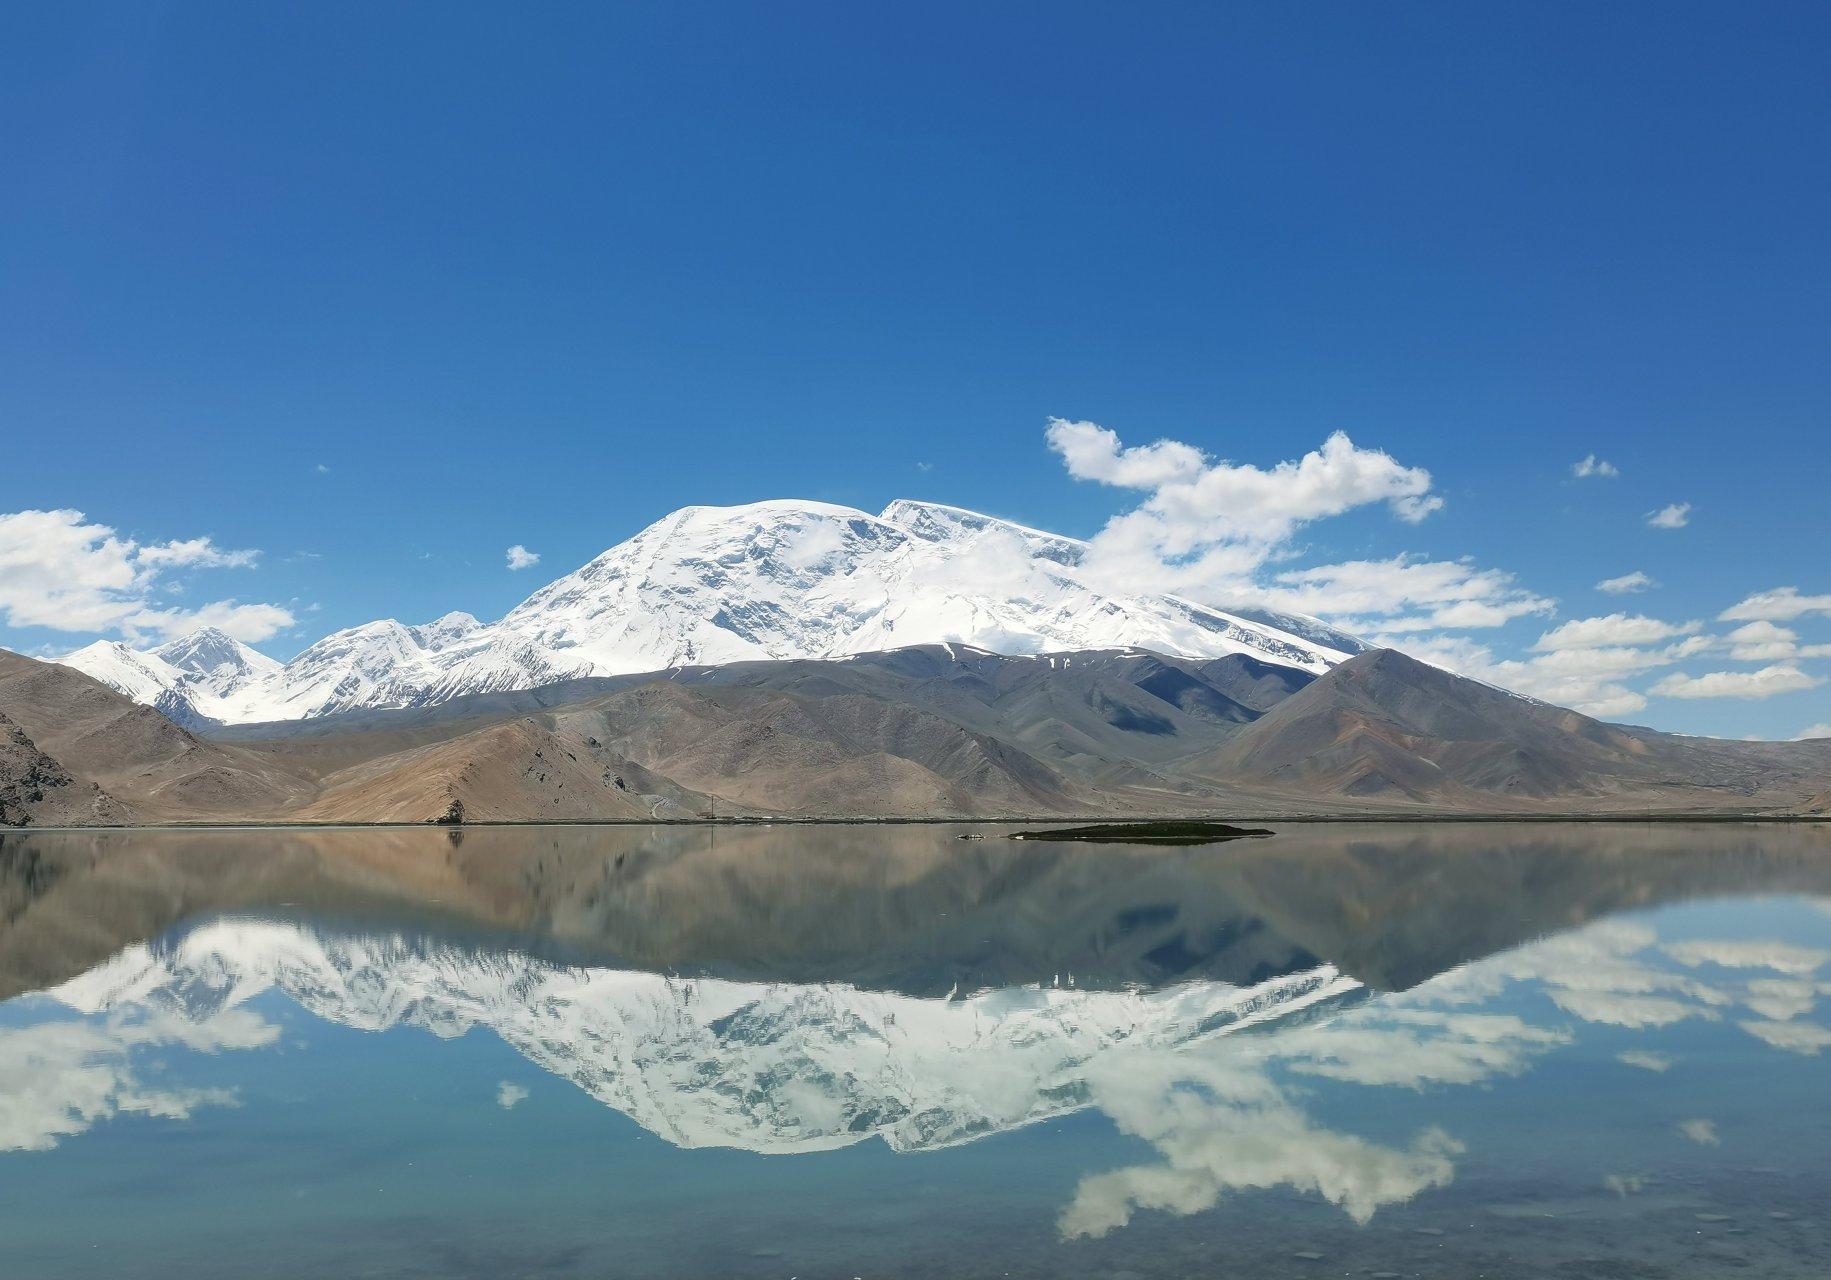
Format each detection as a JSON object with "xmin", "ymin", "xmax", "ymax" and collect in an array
[
  {"xmin": 53, "ymin": 498, "xmax": 1361, "ymax": 725},
  {"xmin": 152, "ymin": 627, "xmax": 282, "ymax": 680},
  {"xmin": 407, "ymin": 612, "xmax": 482, "ymax": 651},
  {"xmin": 60, "ymin": 640, "xmax": 186, "ymax": 702},
  {"xmin": 879, "ymin": 498, "xmax": 1081, "ymax": 557}
]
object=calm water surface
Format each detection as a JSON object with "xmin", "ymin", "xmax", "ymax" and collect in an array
[{"xmin": 2, "ymin": 821, "xmax": 1829, "ymax": 1278}]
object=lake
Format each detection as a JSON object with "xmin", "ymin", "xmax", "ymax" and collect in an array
[{"xmin": 3, "ymin": 821, "xmax": 1829, "ymax": 1278}]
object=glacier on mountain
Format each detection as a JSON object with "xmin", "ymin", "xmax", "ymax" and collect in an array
[{"xmin": 55, "ymin": 499, "xmax": 1364, "ymax": 726}]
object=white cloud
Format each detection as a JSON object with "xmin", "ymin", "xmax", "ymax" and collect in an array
[
  {"xmin": 1738, "ymin": 1020, "xmax": 1831, "ymax": 1056},
  {"xmin": 915, "ymin": 461, "xmax": 934, "ymax": 473},
  {"xmin": 128, "ymin": 601, "xmax": 296, "ymax": 644},
  {"xmin": 1645, "ymin": 503, "xmax": 1691, "ymax": 529},
  {"xmin": 1394, "ymin": 634, "xmax": 1709, "ymax": 719},
  {"xmin": 497, "ymin": 1081, "xmax": 529, "ymax": 1109},
  {"xmin": 1796, "ymin": 724, "xmax": 1831, "ymax": 741},
  {"xmin": 1266, "ymin": 558, "xmax": 1552, "ymax": 634},
  {"xmin": 505, "ymin": 545, "xmax": 541, "ymax": 571},
  {"xmin": 1572, "ymin": 455, "xmax": 1620, "ymax": 478},
  {"xmin": 1534, "ymin": 614, "xmax": 1700, "ymax": 651},
  {"xmin": 133, "ymin": 538, "xmax": 260, "ymax": 572},
  {"xmin": 1677, "ymin": 1119, "xmax": 1719, "ymax": 1147},
  {"xmin": 1275, "ymin": 1010, "xmax": 1566, "ymax": 1088},
  {"xmin": 0, "ymin": 508, "xmax": 292, "ymax": 643},
  {"xmin": 1720, "ymin": 621, "xmax": 1831, "ymax": 663},
  {"xmin": 1650, "ymin": 665, "xmax": 1825, "ymax": 701},
  {"xmin": 1047, "ymin": 422, "xmax": 1444, "ymax": 600},
  {"xmin": 1661, "ymin": 939, "xmax": 1828, "ymax": 976},
  {"xmin": 1596, "ymin": 571, "xmax": 1655, "ymax": 595},
  {"xmin": 1060, "ymin": 1055, "xmax": 1463, "ymax": 1239},
  {"xmin": 1617, "ymin": 1051, "xmax": 1673, "ymax": 1073},
  {"xmin": 1741, "ymin": 978, "xmax": 1820, "ymax": 1022},
  {"xmin": 314, "ymin": 464, "xmax": 331, "ymax": 474},
  {"xmin": 1720, "ymin": 587, "xmax": 1831, "ymax": 623},
  {"xmin": 0, "ymin": 1008, "xmax": 277, "ymax": 1152},
  {"xmin": 1548, "ymin": 989, "xmax": 1716, "ymax": 1028}
]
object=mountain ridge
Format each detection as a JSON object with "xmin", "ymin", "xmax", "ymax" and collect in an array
[
  {"xmin": 54, "ymin": 498, "xmax": 1359, "ymax": 726},
  {"xmin": 5, "ymin": 642, "xmax": 1830, "ymax": 825}
]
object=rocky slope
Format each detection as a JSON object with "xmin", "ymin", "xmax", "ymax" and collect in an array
[{"xmin": 4, "ymin": 644, "xmax": 1829, "ymax": 825}]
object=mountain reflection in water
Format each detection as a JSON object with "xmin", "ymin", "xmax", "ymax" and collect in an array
[{"xmin": 3, "ymin": 822, "xmax": 1831, "ymax": 1278}]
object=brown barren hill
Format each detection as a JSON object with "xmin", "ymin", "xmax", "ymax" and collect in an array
[
  {"xmin": 1188, "ymin": 648, "xmax": 1831, "ymax": 813},
  {"xmin": 0, "ymin": 652, "xmax": 314, "ymax": 821},
  {"xmin": 5, "ymin": 644, "xmax": 1831, "ymax": 823}
]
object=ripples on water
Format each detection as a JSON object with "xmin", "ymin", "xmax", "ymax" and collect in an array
[{"xmin": 2, "ymin": 821, "xmax": 1829, "ymax": 1278}]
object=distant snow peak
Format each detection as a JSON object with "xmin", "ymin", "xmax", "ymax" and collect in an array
[{"xmin": 55, "ymin": 498, "xmax": 1362, "ymax": 725}]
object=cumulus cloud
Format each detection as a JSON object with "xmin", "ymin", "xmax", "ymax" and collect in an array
[
  {"xmin": 1060, "ymin": 1056, "xmax": 1463, "ymax": 1239},
  {"xmin": 1572, "ymin": 455, "xmax": 1620, "ymax": 478},
  {"xmin": 1645, "ymin": 503, "xmax": 1692, "ymax": 529},
  {"xmin": 1047, "ymin": 422, "xmax": 1443, "ymax": 598},
  {"xmin": 1721, "ymin": 621, "xmax": 1831, "ymax": 663},
  {"xmin": 1534, "ymin": 614, "xmax": 1701, "ymax": 651},
  {"xmin": 505, "ymin": 545, "xmax": 541, "ymax": 571},
  {"xmin": 1720, "ymin": 587, "xmax": 1831, "ymax": 623},
  {"xmin": 1596, "ymin": 571, "xmax": 1655, "ymax": 595},
  {"xmin": 0, "ymin": 508, "xmax": 292, "ymax": 643},
  {"xmin": 0, "ymin": 1008, "xmax": 277, "ymax": 1152},
  {"xmin": 1042, "ymin": 422, "xmax": 1582, "ymax": 648},
  {"xmin": 1677, "ymin": 1119, "xmax": 1719, "ymax": 1146},
  {"xmin": 1797, "ymin": 724, "xmax": 1831, "ymax": 741},
  {"xmin": 1650, "ymin": 665, "xmax": 1825, "ymax": 701},
  {"xmin": 497, "ymin": 1082, "xmax": 529, "ymax": 1109}
]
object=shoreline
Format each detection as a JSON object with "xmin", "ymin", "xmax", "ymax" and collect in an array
[{"xmin": 13, "ymin": 811, "xmax": 1829, "ymax": 834}]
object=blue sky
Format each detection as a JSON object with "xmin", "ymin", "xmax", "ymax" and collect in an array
[{"xmin": 3, "ymin": 1, "xmax": 1828, "ymax": 738}]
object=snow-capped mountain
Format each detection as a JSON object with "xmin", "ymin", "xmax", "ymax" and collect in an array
[
  {"xmin": 54, "ymin": 499, "xmax": 1365, "ymax": 726},
  {"xmin": 47, "ymin": 919, "xmax": 1360, "ymax": 1155},
  {"xmin": 57, "ymin": 631, "xmax": 281, "ymax": 729}
]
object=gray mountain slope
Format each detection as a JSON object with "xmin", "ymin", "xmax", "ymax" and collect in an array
[
  {"xmin": 1193, "ymin": 648, "xmax": 1831, "ymax": 810},
  {"xmin": 5, "ymin": 644, "xmax": 1830, "ymax": 821}
]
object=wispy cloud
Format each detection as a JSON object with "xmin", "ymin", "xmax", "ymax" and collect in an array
[
  {"xmin": 1646, "ymin": 502, "xmax": 1692, "ymax": 529},
  {"xmin": 1596, "ymin": 571, "xmax": 1655, "ymax": 595},
  {"xmin": 1796, "ymin": 723, "xmax": 1831, "ymax": 741},
  {"xmin": 505, "ymin": 545, "xmax": 541, "ymax": 571},
  {"xmin": 1721, "ymin": 587, "xmax": 1831, "ymax": 623},
  {"xmin": 1572, "ymin": 455, "xmax": 1620, "ymax": 478}
]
